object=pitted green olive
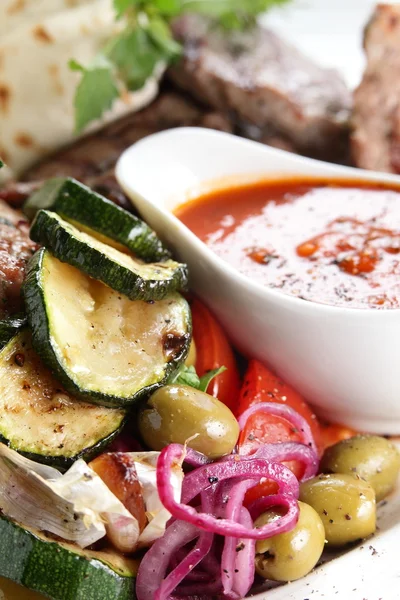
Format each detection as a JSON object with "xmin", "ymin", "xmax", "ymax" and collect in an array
[
  {"xmin": 138, "ymin": 384, "xmax": 239, "ymax": 459},
  {"xmin": 320, "ymin": 435, "xmax": 400, "ymax": 502},
  {"xmin": 299, "ymin": 474, "xmax": 376, "ymax": 546},
  {"xmin": 254, "ymin": 501, "xmax": 325, "ymax": 582}
]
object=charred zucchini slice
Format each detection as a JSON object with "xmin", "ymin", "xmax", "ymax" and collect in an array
[
  {"xmin": 0, "ymin": 330, "xmax": 126, "ymax": 467},
  {"xmin": 29, "ymin": 210, "xmax": 187, "ymax": 301},
  {"xmin": 24, "ymin": 249, "xmax": 191, "ymax": 407},
  {"xmin": 0, "ymin": 315, "xmax": 27, "ymax": 349},
  {"xmin": 0, "ymin": 516, "xmax": 137, "ymax": 600},
  {"xmin": 24, "ymin": 176, "xmax": 171, "ymax": 262}
]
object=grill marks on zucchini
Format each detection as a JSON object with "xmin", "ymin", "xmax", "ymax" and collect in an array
[
  {"xmin": 24, "ymin": 249, "xmax": 191, "ymax": 407},
  {"xmin": 0, "ymin": 314, "xmax": 27, "ymax": 348},
  {"xmin": 24, "ymin": 176, "xmax": 171, "ymax": 262},
  {"xmin": 0, "ymin": 330, "xmax": 125, "ymax": 467},
  {"xmin": 30, "ymin": 210, "xmax": 188, "ymax": 301},
  {"xmin": 0, "ymin": 516, "xmax": 137, "ymax": 600}
]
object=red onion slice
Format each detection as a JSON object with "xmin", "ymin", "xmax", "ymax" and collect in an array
[
  {"xmin": 221, "ymin": 480, "xmax": 256, "ymax": 596},
  {"xmin": 136, "ymin": 520, "xmax": 199, "ymax": 600},
  {"xmin": 238, "ymin": 403, "xmax": 317, "ymax": 454},
  {"xmin": 184, "ymin": 448, "xmax": 213, "ymax": 467},
  {"xmin": 222, "ymin": 480, "xmax": 257, "ymax": 598},
  {"xmin": 252, "ymin": 442, "xmax": 319, "ymax": 480},
  {"xmin": 155, "ymin": 532, "xmax": 213, "ymax": 600},
  {"xmin": 218, "ymin": 441, "xmax": 318, "ymax": 480},
  {"xmin": 181, "ymin": 457, "xmax": 299, "ymax": 507},
  {"xmin": 157, "ymin": 444, "xmax": 299, "ymax": 540},
  {"xmin": 232, "ymin": 507, "xmax": 256, "ymax": 599},
  {"xmin": 173, "ymin": 580, "xmax": 223, "ymax": 597}
]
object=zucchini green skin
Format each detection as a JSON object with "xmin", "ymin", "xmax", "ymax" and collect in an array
[
  {"xmin": 30, "ymin": 210, "xmax": 188, "ymax": 302},
  {"xmin": 24, "ymin": 176, "xmax": 171, "ymax": 262},
  {"xmin": 0, "ymin": 426, "xmax": 124, "ymax": 472},
  {"xmin": 0, "ymin": 516, "xmax": 136, "ymax": 600},
  {"xmin": 0, "ymin": 330, "xmax": 126, "ymax": 469},
  {"xmin": 0, "ymin": 315, "xmax": 27, "ymax": 348},
  {"xmin": 24, "ymin": 249, "xmax": 191, "ymax": 408}
]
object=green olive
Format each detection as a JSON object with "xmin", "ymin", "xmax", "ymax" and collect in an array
[
  {"xmin": 138, "ymin": 384, "xmax": 239, "ymax": 459},
  {"xmin": 299, "ymin": 474, "xmax": 376, "ymax": 546},
  {"xmin": 254, "ymin": 501, "xmax": 325, "ymax": 582},
  {"xmin": 320, "ymin": 435, "xmax": 400, "ymax": 502}
]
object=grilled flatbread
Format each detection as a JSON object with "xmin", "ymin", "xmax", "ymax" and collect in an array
[{"xmin": 0, "ymin": 0, "xmax": 160, "ymax": 178}]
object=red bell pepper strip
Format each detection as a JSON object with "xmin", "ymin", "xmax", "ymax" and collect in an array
[{"xmin": 191, "ymin": 297, "xmax": 241, "ymax": 412}]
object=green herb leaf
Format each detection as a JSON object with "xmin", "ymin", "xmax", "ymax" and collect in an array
[
  {"xmin": 71, "ymin": 0, "xmax": 292, "ymax": 130},
  {"xmin": 147, "ymin": 16, "xmax": 182, "ymax": 59},
  {"xmin": 169, "ymin": 364, "xmax": 226, "ymax": 393},
  {"xmin": 106, "ymin": 27, "xmax": 162, "ymax": 91},
  {"xmin": 152, "ymin": 0, "xmax": 182, "ymax": 16},
  {"xmin": 113, "ymin": 0, "xmax": 135, "ymax": 18},
  {"xmin": 70, "ymin": 57, "xmax": 119, "ymax": 133},
  {"xmin": 180, "ymin": 0, "xmax": 291, "ymax": 27},
  {"xmin": 170, "ymin": 365, "xmax": 201, "ymax": 388},
  {"xmin": 198, "ymin": 366, "xmax": 227, "ymax": 393}
]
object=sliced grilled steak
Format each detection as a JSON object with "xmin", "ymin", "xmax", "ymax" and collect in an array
[
  {"xmin": 8, "ymin": 91, "xmax": 232, "ymax": 211},
  {"xmin": 352, "ymin": 4, "xmax": 400, "ymax": 173},
  {"xmin": 170, "ymin": 15, "xmax": 351, "ymax": 162},
  {"xmin": 21, "ymin": 91, "xmax": 233, "ymax": 189},
  {"xmin": 0, "ymin": 181, "xmax": 41, "ymax": 209},
  {"xmin": 0, "ymin": 201, "xmax": 37, "ymax": 318}
]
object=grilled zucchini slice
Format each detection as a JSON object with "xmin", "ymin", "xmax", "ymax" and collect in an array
[
  {"xmin": 24, "ymin": 249, "xmax": 191, "ymax": 407},
  {"xmin": 0, "ymin": 330, "xmax": 126, "ymax": 468},
  {"xmin": 0, "ymin": 516, "xmax": 137, "ymax": 600},
  {"xmin": 29, "ymin": 210, "xmax": 187, "ymax": 301},
  {"xmin": 24, "ymin": 176, "xmax": 171, "ymax": 262},
  {"xmin": 0, "ymin": 315, "xmax": 27, "ymax": 349}
]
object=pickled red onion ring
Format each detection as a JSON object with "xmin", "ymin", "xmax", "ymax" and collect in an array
[
  {"xmin": 238, "ymin": 402, "xmax": 317, "ymax": 454},
  {"xmin": 157, "ymin": 444, "xmax": 299, "ymax": 540}
]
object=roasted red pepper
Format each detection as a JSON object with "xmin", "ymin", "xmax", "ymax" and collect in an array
[
  {"xmin": 191, "ymin": 297, "xmax": 241, "ymax": 412},
  {"xmin": 236, "ymin": 360, "xmax": 322, "ymax": 504}
]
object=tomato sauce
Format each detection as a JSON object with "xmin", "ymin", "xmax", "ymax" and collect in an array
[{"xmin": 175, "ymin": 179, "xmax": 400, "ymax": 309}]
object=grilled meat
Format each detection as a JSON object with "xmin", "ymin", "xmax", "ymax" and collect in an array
[
  {"xmin": 352, "ymin": 4, "xmax": 400, "ymax": 173},
  {"xmin": 5, "ymin": 91, "xmax": 229, "ymax": 209},
  {"xmin": 0, "ymin": 201, "xmax": 37, "ymax": 318},
  {"xmin": 22, "ymin": 91, "xmax": 233, "ymax": 186},
  {"xmin": 170, "ymin": 15, "xmax": 351, "ymax": 162}
]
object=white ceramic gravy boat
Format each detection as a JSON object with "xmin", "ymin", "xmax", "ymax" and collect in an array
[{"xmin": 116, "ymin": 127, "xmax": 400, "ymax": 434}]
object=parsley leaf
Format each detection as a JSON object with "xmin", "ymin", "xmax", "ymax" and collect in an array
[
  {"xmin": 170, "ymin": 365, "xmax": 201, "ymax": 388},
  {"xmin": 106, "ymin": 27, "xmax": 162, "ymax": 91},
  {"xmin": 170, "ymin": 364, "xmax": 227, "ymax": 393},
  {"xmin": 181, "ymin": 0, "xmax": 290, "ymax": 20},
  {"xmin": 71, "ymin": 0, "xmax": 291, "ymax": 131},
  {"xmin": 147, "ymin": 16, "xmax": 182, "ymax": 59},
  {"xmin": 70, "ymin": 57, "xmax": 119, "ymax": 132},
  {"xmin": 152, "ymin": 0, "xmax": 182, "ymax": 17},
  {"xmin": 198, "ymin": 366, "xmax": 227, "ymax": 393},
  {"xmin": 113, "ymin": 0, "xmax": 136, "ymax": 18}
]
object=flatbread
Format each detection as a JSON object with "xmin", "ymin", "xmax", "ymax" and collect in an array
[
  {"xmin": 0, "ymin": 1, "xmax": 98, "ymax": 35},
  {"xmin": 0, "ymin": 0, "xmax": 161, "ymax": 178}
]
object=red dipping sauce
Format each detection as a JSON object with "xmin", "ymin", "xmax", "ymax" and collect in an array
[{"xmin": 175, "ymin": 179, "xmax": 400, "ymax": 309}]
